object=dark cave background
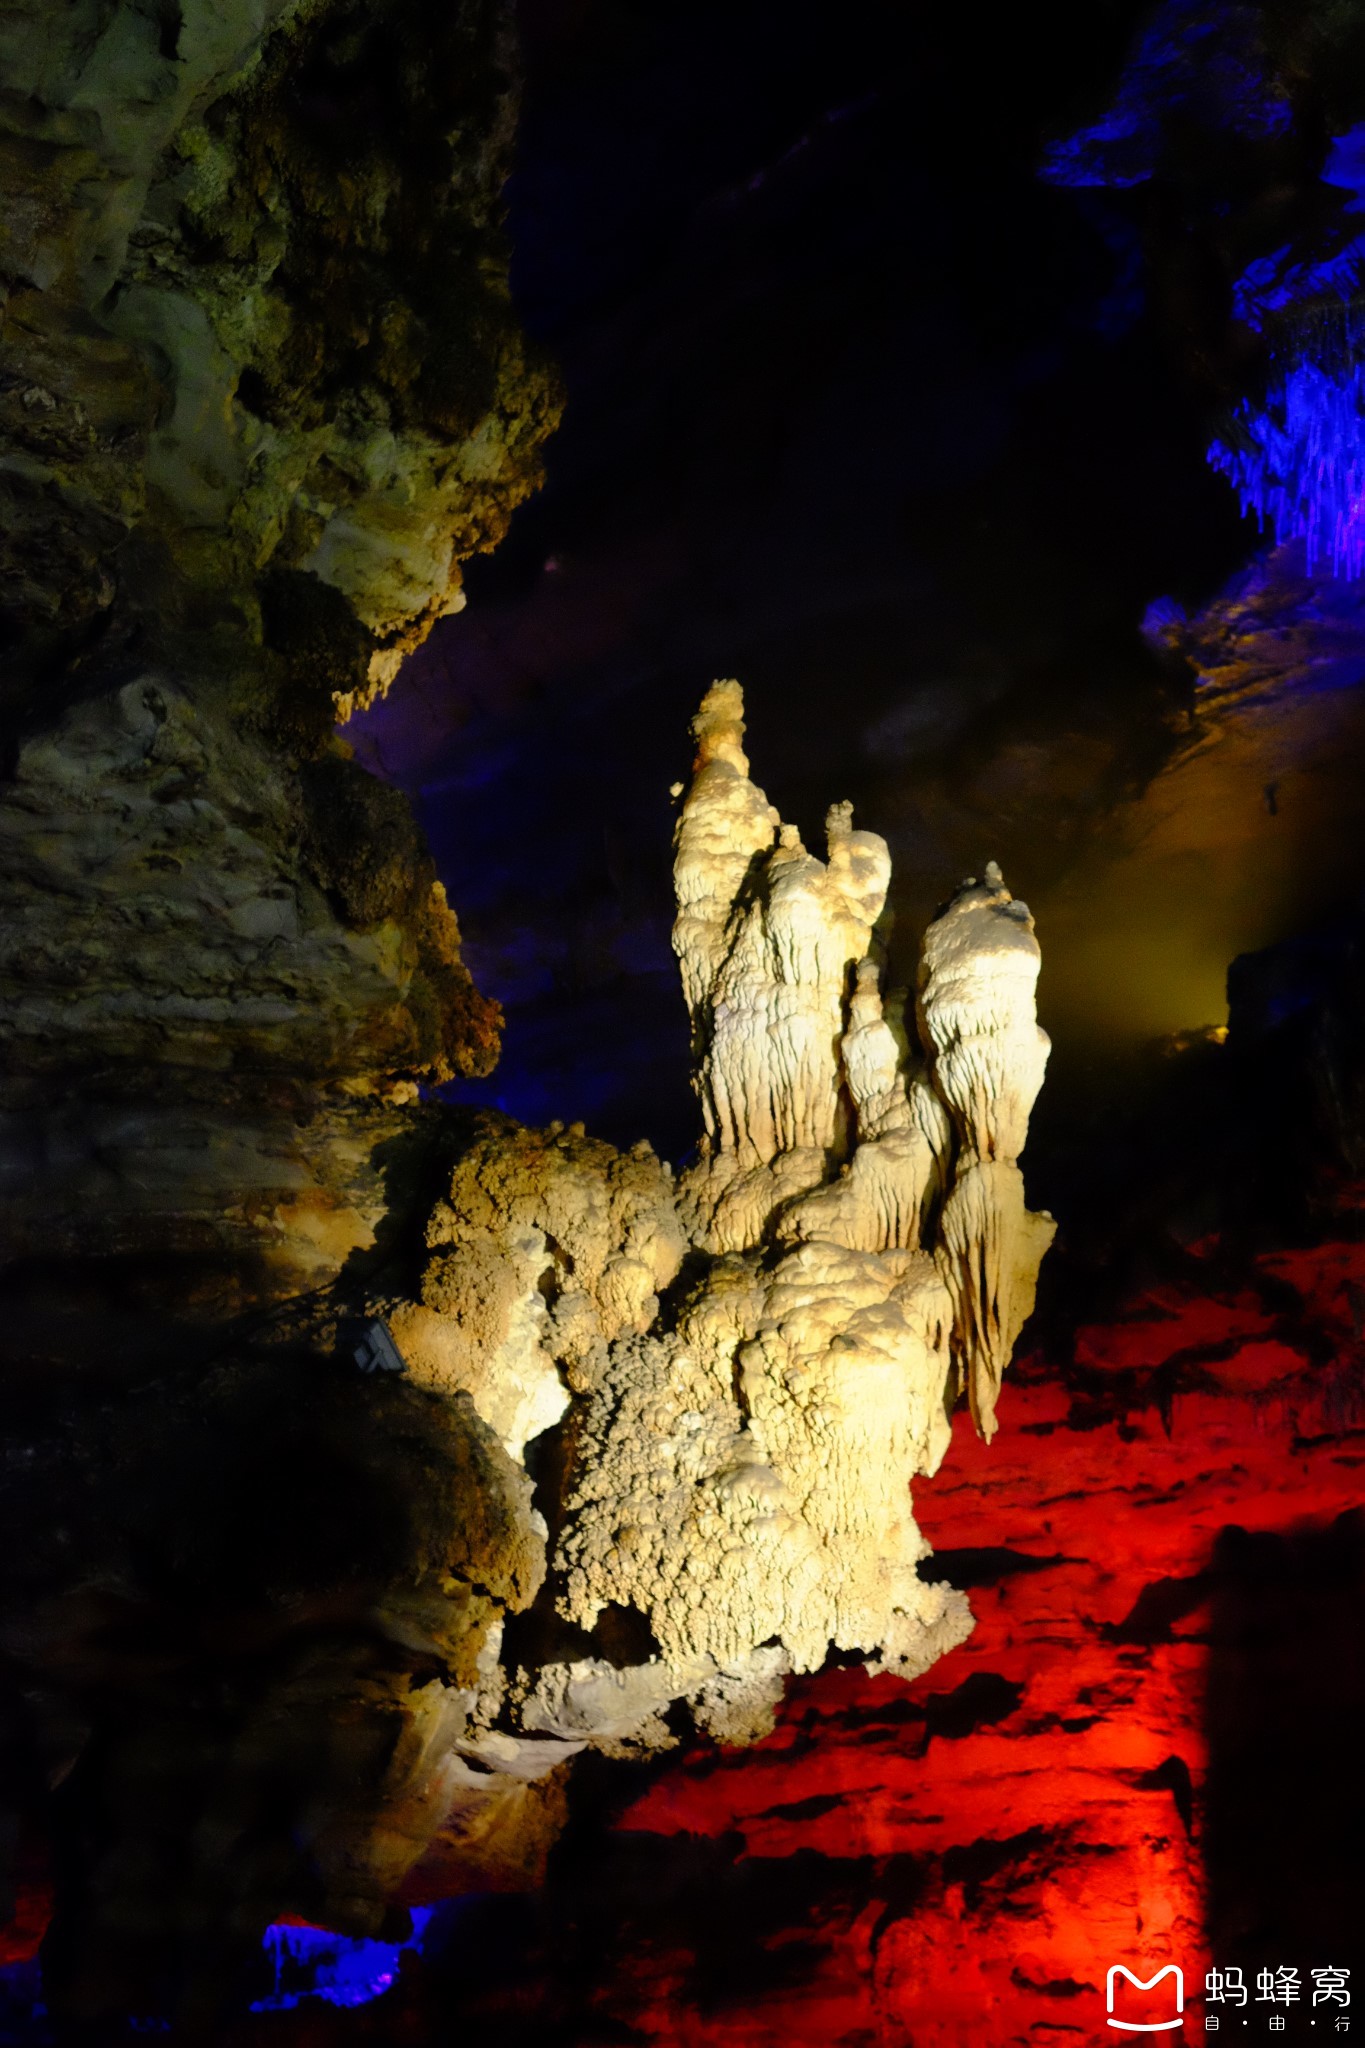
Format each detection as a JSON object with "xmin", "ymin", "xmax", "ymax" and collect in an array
[{"xmin": 351, "ymin": 0, "xmax": 1268, "ymax": 1166}]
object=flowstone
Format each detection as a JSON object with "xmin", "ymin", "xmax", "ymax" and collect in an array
[{"xmin": 390, "ymin": 680, "xmax": 1055, "ymax": 1766}]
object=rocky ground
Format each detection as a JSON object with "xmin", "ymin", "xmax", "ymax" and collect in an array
[{"xmin": 7, "ymin": 1183, "xmax": 1364, "ymax": 2042}]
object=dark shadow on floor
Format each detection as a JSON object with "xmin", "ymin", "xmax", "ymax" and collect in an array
[{"xmin": 1203, "ymin": 1512, "xmax": 1365, "ymax": 1990}]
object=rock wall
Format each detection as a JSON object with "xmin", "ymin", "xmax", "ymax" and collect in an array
[
  {"xmin": 0, "ymin": 5, "xmax": 561, "ymax": 2010},
  {"xmin": 0, "ymin": 0, "xmax": 558, "ymax": 691},
  {"xmin": 0, "ymin": 0, "xmax": 561, "ymax": 1346},
  {"xmin": 1, "ymin": 1348, "xmax": 553, "ymax": 2028}
]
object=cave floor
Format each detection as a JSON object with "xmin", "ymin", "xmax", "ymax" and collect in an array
[{"xmin": 6, "ymin": 1215, "xmax": 1365, "ymax": 2046}]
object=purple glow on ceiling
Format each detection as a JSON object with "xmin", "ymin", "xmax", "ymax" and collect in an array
[
  {"xmin": 1232, "ymin": 243, "xmax": 1365, "ymax": 332},
  {"xmin": 1039, "ymin": 0, "xmax": 1291, "ymax": 190},
  {"xmin": 1323, "ymin": 122, "xmax": 1365, "ymax": 212},
  {"xmin": 1230, "ymin": 122, "xmax": 1365, "ymax": 331},
  {"xmin": 1207, "ymin": 353, "xmax": 1365, "ymax": 580}
]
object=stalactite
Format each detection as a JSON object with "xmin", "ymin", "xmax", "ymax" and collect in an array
[{"xmin": 1208, "ymin": 350, "xmax": 1365, "ymax": 581}]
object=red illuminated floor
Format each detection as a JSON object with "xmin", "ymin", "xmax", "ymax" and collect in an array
[
  {"xmin": 578, "ymin": 1233, "xmax": 1365, "ymax": 2045},
  {"xmin": 9, "ymin": 1231, "xmax": 1365, "ymax": 2046}
]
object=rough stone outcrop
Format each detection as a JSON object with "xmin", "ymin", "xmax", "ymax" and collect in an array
[
  {"xmin": 0, "ymin": 7, "xmax": 561, "ymax": 2009},
  {"xmin": 0, "ymin": 0, "xmax": 558, "ymax": 694},
  {"xmin": 0, "ymin": 676, "xmax": 500, "ymax": 1323},
  {"xmin": 4, "ymin": 1352, "xmax": 550, "ymax": 2026},
  {"xmin": 0, "ymin": 0, "xmax": 561, "ymax": 1345}
]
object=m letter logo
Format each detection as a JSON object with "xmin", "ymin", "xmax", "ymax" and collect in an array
[{"xmin": 1106, "ymin": 1964, "xmax": 1185, "ymax": 2032}]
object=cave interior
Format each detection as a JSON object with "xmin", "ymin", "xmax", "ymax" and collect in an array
[{"xmin": 3, "ymin": 0, "xmax": 1365, "ymax": 2042}]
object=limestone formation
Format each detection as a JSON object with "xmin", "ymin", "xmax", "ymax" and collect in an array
[
  {"xmin": 672, "ymin": 682, "xmax": 893, "ymax": 1249},
  {"xmin": 0, "ymin": 675, "xmax": 501, "ymax": 1321},
  {"xmin": 0, "ymin": 648, "xmax": 1056, "ymax": 2018},
  {"xmin": 918, "ymin": 861, "xmax": 1056, "ymax": 1438},
  {"xmin": 0, "ymin": 0, "xmax": 560, "ymax": 1347},
  {"xmin": 392, "ymin": 1117, "xmax": 686, "ymax": 1457},
  {"xmin": 378, "ymin": 682, "xmax": 1055, "ymax": 1777},
  {"xmin": 0, "ymin": 0, "xmax": 559, "ymax": 693},
  {"xmin": 918, "ymin": 861, "xmax": 1051, "ymax": 1165}
]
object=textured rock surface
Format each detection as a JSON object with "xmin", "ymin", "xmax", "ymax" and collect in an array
[
  {"xmin": 0, "ymin": 0, "xmax": 558, "ymax": 689},
  {"xmin": 0, "ymin": 1351, "xmax": 549, "ymax": 2025},
  {"xmin": 372, "ymin": 683, "xmax": 1055, "ymax": 1765},
  {"xmin": 0, "ymin": 676, "xmax": 499, "ymax": 1320},
  {"xmin": 552, "ymin": 1239, "xmax": 964, "ymax": 1691},
  {"xmin": 0, "ymin": 0, "xmax": 562, "ymax": 2018},
  {"xmin": 15, "ymin": 1211, "xmax": 1359, "ymax": 2042},
  {"xmin": 920, "ymin": 866, "xmax": 1055, "ymax": 1440},
  {"xmin": 392, "ymin": 1116, "xmax": 686, "ymax": 1458},
  {"xmin": 0, "ymin": 0, "xmax": 560, "ymax": 1340},
  {"xmin": 673, "ymin": 680, "xmax": 890, "ymax": 1179}
]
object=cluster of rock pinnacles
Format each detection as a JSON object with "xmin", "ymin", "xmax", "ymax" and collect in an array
[{"xmin": 383, "ymin": 678, "xmax": 1054, "ymax": 1811}]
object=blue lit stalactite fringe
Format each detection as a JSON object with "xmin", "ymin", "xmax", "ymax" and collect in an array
[
  {"xmin": 250, "ymin": 1909, "xmax": 434, "ymax": 2012},
  {"xmin": 1208, "ymin": 309, "xmax": 1365, "ymax": 581}
]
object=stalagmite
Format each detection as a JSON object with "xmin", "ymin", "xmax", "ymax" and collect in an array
[
  {"xmin": 918, "ymin": 862, "xmax": 1056, "ymax": 1439},
  {"xmin": 386, "ymin": 681, "xmax": 1055, "ymax": 1767},
  {"xmin": 672, "ymin": 683, "xmax": 893, "ymax": 1251},
  {"xmin": 918, "ymin": 861, "xmax": 1051, "ymax": 1164}
]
